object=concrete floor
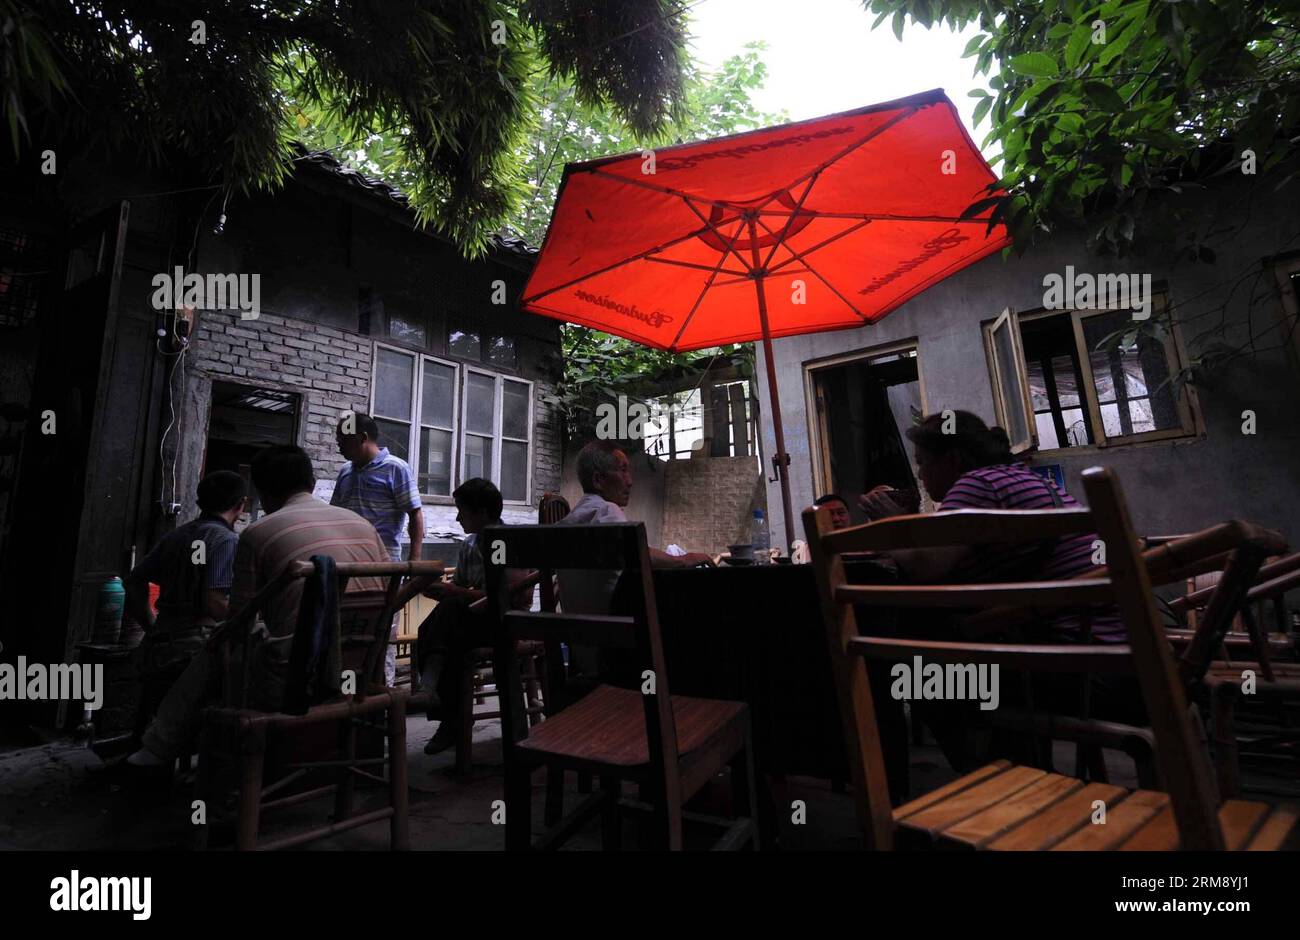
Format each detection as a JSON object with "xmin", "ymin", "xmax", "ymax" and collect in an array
[
  {"xmin": 1, "ymin": 710, "xmax": 1292, "ymax": 851},
  {"xmin": 0, "ymin": 712, "xmax": 941, "ymax": 851}
]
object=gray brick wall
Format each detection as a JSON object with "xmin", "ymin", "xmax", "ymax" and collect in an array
[
  {"xmin": 189, "ymin": 309, "xmax": 561, "ymax": 543},
  {"xmin": 660, "ymin": 456, "xmax": 765, "ymax": 554}
]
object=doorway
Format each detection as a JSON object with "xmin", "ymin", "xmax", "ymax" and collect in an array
[
  {"xmin": 808, "ymin": 344, "xmax": 927, "ymax": 523},
  {"xmin": 203, "ymin": 382, "xmax": 300, "ymax": 527}
]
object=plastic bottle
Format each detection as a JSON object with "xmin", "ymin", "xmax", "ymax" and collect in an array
[
  {"xmin": 95, "ymin": 576, "xmax": 125, "ymax": 644},
  {"xmin": 751, "ymin": 509, "xmax": 770, "ymax": 565}
]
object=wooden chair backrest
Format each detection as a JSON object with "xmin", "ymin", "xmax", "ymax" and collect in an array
[
  {"xmin": 804, "ymin": 466, "xmax": 1225, "ymax": 850},
  {"xmin": 538, "ymin": 492, "xmax": 571, "ymax": 526},
  {"xmin": 220, "ymin": 559, "xmax": 443, "ymax": 707},
  {"xmin": 483, "ymin": 523, "xmax": 679, "ymax": 802}
]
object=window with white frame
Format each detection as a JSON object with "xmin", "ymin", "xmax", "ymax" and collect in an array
[
  {"xmin": 462, "ymin": 367, "xmax": 533, "ymax": 503},
  {"xmin": 983, "ymin": 293, "xmax": 1199, "ymax": 452},
  {"xmin": 371, "ymin": 343, "xmax": 533, "ymax": 502}
]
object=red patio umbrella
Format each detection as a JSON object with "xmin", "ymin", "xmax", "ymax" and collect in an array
[{"xmin": 521, "ymin": 88, "xmax": 1011, "ymax": 548}]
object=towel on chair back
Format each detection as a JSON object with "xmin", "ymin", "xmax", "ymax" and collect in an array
[{"xmin": 283, "ymin": 555, "xmax": 343, "ymax": 714}]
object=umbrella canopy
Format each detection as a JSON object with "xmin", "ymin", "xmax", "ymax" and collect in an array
[{"xmin": 522, "ymin": 88, "xmax": 1011, "ymax": 545}]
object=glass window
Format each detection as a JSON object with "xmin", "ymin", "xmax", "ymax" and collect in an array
[
  {"xmin": 989, "ymin": 310, "xmax": 1032, "ymax": 451},
  {"xmin": 1081, "ymin": 309, "xmax": 1181, "ymax": 438},
  {"xmin": 374, "ymin": 417, "xmax": 411, "ymax": 464},
  {"xmin": 374, "ymin": 347, "xmax": 414, "ymax": 421},
  {"xmin": 421, "ymin": 360, "xmax": 455, "ymax": 429},
  {"xmin": 502, "ymin": 380, "xmax": 530, "ymax": 440},
  {"xmin": 466, "ymin": 372, "xmax": 495, "ymax": 435},
  {"xmin": 418, "ymin": 359, "xmax": 457, "ymax": 496},
  {"xmin": 487, "ymin": 335, "xmax": 517, "ymax": 369},
  {"xmin": 419, "ymin": 427, "xmax": 453, "ymax": 496},
  {"xmin": 449, "ymin": 322, "xmax": 481, "ymax": 359},
  {"xmin": 501, "ymin": 440, "xmax": 528, "ymax": 502},
  {"xmin": 464, "ymin": 433, "xmax": 493, "ymax": 480},
  {"xmin": 387, "ymin": 310, "xmax": 427, "ymax": 348}
]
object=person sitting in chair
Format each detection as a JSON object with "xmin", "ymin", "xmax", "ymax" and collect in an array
[
  {"xmin": 125, "ymin": 471, "xmax": 245, "ymax": 692},
  {"xmin": 416, "ymin": 477, "xmax": 511, "ymax": 755},
  {"xmin": 122, "ymin": 446, "xmax": 392, "ymax": 775},
  {"xmin": 812, "ymin": 493, "xmax": 852, "ymax": 530}
]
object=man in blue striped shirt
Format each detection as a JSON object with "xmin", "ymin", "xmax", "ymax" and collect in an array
[{"xmin": 333, "ymin": 412, "xmax": 424, "ymax": 684}]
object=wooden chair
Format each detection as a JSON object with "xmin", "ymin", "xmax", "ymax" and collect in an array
[
  {"xmin": 414, "ymin": 495, "xmax": 570, "ymax": 774},
  {"xmin": 485, "ymin": 522, "xmax": 759, "ymax": 850},
  {"xmin": 805, "ymin": 466, "xmax": 1298, "ymax": 850},
  {"xmin": 193, "ymin": 558, "xmax": 442, "ymax": 851}
]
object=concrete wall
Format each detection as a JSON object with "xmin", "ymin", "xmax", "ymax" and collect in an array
[{"xmin": 758, "ymin": 177, "xmax": 1300, "ymax": 548}]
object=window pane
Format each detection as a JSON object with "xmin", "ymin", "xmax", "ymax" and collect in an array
[
  {"xmin": 421, "ymin": 360, "xmax": 455, "ymax": 429},
  {"xmin": 375, "ymin": 348, "xmax": 413, "ymax": 421},
  {"xmin": 464, "ymin": 434, "xmax": 493, "ymax": 480},
  {"xmin": 419, "ymin": 427, "xmax": 453, "ymax": 496},
  {"xmin": 992, "ymin": 320, "xmax": 1029, "ymax": 446},
  {"xmin": 501, "ymin": 440, "xmax": 528, "ymax": 502},
  {"xmin": 1026, "ymin": 359, "xmax": 1050, "ymax": 412},
  {"xmin": 1034, "ymin": 412, "xmax": 1060, "ymax": 450},
  {"xmin": 1052, "ymin": 355, "xmax": 1080, "ymax": 407},
  {"xmin": 388, "ymin": 311, "xmax": 426, "ymax": 347},
  {"xmin": 1061, "ymin": 409, "xmax": 1088, "ymax": 446},
  {"xmin": 466, "ymin": 372, "xmax": 495, "ymax": 435},
  {"xmin": 449, "ymin": 322, "xmax": 481, "ymax": 359},
  {"xmin": 487, "ymin": 335, "xmax": 517, "ymax": 369},
  {"xmin": 1082, "ymin": 310, "xmax": 1180, "ymax": 437},
  {"xmin": 502, "ymin": 380, "xmax": 529, "ymax": 439},
  {"xmin": 374, "ymin": 418, "xmax": 411, "ymax": 464}
]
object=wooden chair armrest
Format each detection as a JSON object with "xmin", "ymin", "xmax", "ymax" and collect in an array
[{"xmin": 848, "ymin": 636, "xmax": 1133, "ymax": 675}]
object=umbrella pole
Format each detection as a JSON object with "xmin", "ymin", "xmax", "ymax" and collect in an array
[{"xmin": 753, "ymin": 273, "xmax": 796, "ymax": 552}]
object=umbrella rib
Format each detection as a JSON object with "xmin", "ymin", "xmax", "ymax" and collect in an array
[
  {"xmin": 767, "ymin": 218, "xmax": 873, "ymax": 274},
  {"xmin": 586, "ymin": 167, "xmax": 730, "ymax": 210},
  {"xmin": 759, "ymin": 173, "xmax": 821, "ymax": 272},
  {"xmin": 772, "ymin": 105, "xmax": 922, "ymax": 206},
  {"xmin": 667, "ymin": 216, "xmax": 748, "ymax": 350},
  {"xmin": 644, "ymin": 257, "xmax": 750, "ymax": 277},
  {"xmin": 754, "ymin": 215, "xmax": 872, "ymax": 321},
  {"xmin": 681, "ymin": 199, "xmax": 755, "ymax": 274},
  {"xmin": 760, "ymin": 210, "xmax": 996, "ymax": 224},
  {"xmin": 521, "ymin": 213, "xmax": 744, "ymax": 306}
]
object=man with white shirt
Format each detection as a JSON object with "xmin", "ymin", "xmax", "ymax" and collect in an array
[{"xmin": 557, "ymin": 441, "xmax": 713, "ymax": 615}]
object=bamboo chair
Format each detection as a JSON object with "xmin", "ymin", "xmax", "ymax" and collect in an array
[
  {"xmin": 486, "ymin": 522, "xmax": 759, "ymax": 851},
  {"xmin": 805, "ymin": 466, "xmax": 1297, "ymax": 850},
  {"xmin": 193, "ymin": 558, "xmax": 442, "ymax": 851}
]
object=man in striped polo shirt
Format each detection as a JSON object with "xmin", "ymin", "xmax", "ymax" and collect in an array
[{"xmin": 332, "ymin": 412, "xmax": 424, "ymax": 684}]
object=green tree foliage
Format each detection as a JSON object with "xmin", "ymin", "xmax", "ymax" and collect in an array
[
  {"xmin": 867, "ymin": 0, "xmax": 1300, "ymax": 390},
  {"xmin": 1, "ymin": 0, "xmax": 691, "ymax": 255},
  {"xmin": 864, "ymin": 0, "xmax": 1300, "ymax": 256}
]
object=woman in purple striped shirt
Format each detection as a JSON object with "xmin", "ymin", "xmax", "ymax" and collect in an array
[{"xmin": 860, "ymin": 410, "xmax": 1144, "ymax": 777}]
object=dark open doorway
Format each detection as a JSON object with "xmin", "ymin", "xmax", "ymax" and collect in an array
[
  {"xmin": 204, "ymin": 383, "xmax": 300, "ymax": 526},
  {"xmin": 811, "ymin": 347, "xmax": 925, "ymax": 523}
]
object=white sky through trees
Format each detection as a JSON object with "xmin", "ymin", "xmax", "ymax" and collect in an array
[{"xmin": 688, "ymin": 0, "xmax": 991, "ymax": 154}]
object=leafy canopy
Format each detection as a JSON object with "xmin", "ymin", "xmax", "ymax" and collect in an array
[
  {"xmin": 865, "ymin": 0, "xmax": 1300, "ymax": 256},
  {"xmin": 1, "ymin": 0, "xmax": 691, "ymax": 254}
]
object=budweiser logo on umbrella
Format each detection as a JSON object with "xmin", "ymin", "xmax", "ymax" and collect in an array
[{"xmin": 522, "ymin": 89, "xmax": 1011, "ymax": 547}]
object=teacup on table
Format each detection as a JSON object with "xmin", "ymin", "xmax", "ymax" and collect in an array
[{"xmin": 725, "ymin": 543, "xmax": 755, "ymax": 565}]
